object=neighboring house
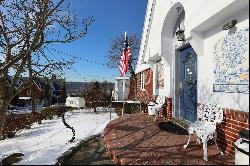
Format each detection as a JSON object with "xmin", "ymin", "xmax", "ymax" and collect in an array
[
  {"xmin": 18, "ymin": 77, "xmax": 51, "ymax": 107},
  {"xmin": 130, "ymin": 0, "xmax": 249, "ymax": 156},
  {"xmin": 4, "ymin": 75, "xmax": 65, "ymax": 107},
  {"xmin": 19, "ymin": 79, "xmax": 43, "ymax": 99},
  {"xmin": 112, "ymin": 77, "xmax": 130, "ymax": 101}
]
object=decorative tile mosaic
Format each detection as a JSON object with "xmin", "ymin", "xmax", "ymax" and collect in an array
[{"xmin": 213, "ymin": 27, "xmax": 249, "ymax": 94}]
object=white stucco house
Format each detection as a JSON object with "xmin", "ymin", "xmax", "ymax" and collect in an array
[
  {"xmin": 112, "ymin": 77, "xmax": 130, "ymax": 101},
  {"xmin": 131, "ymin": 0, "xmax": 249, "ymax": 156}
]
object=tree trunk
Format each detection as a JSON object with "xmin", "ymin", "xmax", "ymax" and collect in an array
[
  {"xmin": 128, "ymin": 60, "xmax": 135, "ymax": 76},
  {"xmin": 28, "ymin": 56, "xmax": 36, "ymax": 114},
  {"xmin": 0, "ymin": 102, "xmax": 9, "ymax": 139},
  {"xmin": 0, "ymin": 68, "xmax": 11, "ymax": 139},
  {"xmin": 94, "ymin": 101, "xmax": 97, "ymax": 112}
]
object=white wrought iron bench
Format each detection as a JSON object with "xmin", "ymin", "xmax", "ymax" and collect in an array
[
  {"xmin": 183, "ymin": 103, "xmax": 224, "ymax": 161},
  {"xmin": 147, "ymin": 96, "xmax": 166, "ymax": 121}
]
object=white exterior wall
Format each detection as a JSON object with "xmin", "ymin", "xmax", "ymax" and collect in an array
[
  {"xmin": 198, "ymin": 8, "xmax": 249, "ymax": 112},
  {"xmin": 137, "ymin": 0, "xmax": 249, "ymax": 112}
]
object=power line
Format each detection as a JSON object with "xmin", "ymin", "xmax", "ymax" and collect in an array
[
  {"xmin": 44, "ymin": 47, "xmax": 117, "ymax": 82},
  {"xmin": 49, "ymin": 47, "xmax": 107, "ymax": 66},
  {"xmin": 45, "ymin": 47, "xmax": 87, "ymax": 82}
]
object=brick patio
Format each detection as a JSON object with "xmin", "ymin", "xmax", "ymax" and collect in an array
[{"xmin": 104, "ymin": 113, "xmax": 235, "ymax": 165}]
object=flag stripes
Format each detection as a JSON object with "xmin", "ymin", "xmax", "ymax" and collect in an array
[{"xmin": 119, "ymin": 34, "xmax": 132, "ymax": 77}]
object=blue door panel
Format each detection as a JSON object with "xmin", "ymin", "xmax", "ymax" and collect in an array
[{"xmin": 179, "ymin": 46, "xmax": 197, "ymax": 123}]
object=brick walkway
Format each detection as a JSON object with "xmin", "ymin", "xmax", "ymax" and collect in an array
[{"xmin": 104, "ymin": 113, "xmax": 235, "ymax": 165}]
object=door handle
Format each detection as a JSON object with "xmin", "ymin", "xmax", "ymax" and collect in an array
[{"xmin": 179, "ymin": 81, "xmax": 183, "ymax": 94}]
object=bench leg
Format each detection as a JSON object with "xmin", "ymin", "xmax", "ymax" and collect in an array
[
  {"xmin": 202, "ymin": 139, "xmax": 208, "ymax": 161},
  {"xmin": 213, "ymin": 132, "xmax": 224, "ymax": 155},
  {"xmin": 183, "ymin": 133, "xmax": 192, "ymax": 148},
  {"xmin": 197, "ymin": 137, "xmax": 201, "ymax": 144}
]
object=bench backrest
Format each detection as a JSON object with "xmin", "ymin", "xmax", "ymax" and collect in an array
[{"xmin": 197, "ymin": 103, "xmax": 224, "ymax": 125}]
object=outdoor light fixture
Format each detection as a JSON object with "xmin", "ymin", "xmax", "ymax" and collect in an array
[
  {"xmin": 176, "ymin": 7, "xmax": 185, "ymax": 41},
  {"xmin": 223, "ymin": 19, "xmax": 237, "ymax": 30},
  {"xmin": 176, "ymin": 29, "xmax": 185, "ymax": 41}
]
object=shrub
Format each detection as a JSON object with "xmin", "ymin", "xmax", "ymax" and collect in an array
[
  {"xmin": 124, "ymin": 103, "xmax": 141, "ymax": 114},
  {"xmin": 2, "ymin": 106, "xmax": 71, "ymax": 139},
  {"xmin": 3, "ymin": 113, "xmax": 31, "ymax": 139}
]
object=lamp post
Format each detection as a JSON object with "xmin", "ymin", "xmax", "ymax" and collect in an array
[{"xmin": 176, "ymin": 29, "xmax": 185, "ymax": 41}]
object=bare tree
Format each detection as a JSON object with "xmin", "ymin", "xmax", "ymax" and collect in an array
[
  {"xmin": 106, "ymin": 33, "xmax": 140, "ymax": 76},
  {"xmin": 0, "ymin": 0, "xmax": 94, "ymax": 139}
]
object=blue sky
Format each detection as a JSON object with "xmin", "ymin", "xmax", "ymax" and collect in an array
[{"xmin": 52, "ymin": 0, "xmax": 147, "ymax": 83}]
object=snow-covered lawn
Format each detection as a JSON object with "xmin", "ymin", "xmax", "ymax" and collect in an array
[{"xmin": 0, "ymin": 108, "xmax": 118, "ymax": 165}]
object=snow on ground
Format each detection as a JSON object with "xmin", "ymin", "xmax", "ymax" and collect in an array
[
  {"xmin": 7, "ymin": 105, "xmax": 43, "ymax": 115},
  {"xmin": 0, "ymin": 108, "xmax": 118, "ymax": 165}
]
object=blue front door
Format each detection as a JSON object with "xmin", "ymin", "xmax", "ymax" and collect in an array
[{"xmin": 179, "ymin": 46, "xmax": 197, "ymax": 123}]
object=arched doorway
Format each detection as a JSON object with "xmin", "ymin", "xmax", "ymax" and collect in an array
[{"xmin": 161, "ymin": 3, "xmax": 197, "ymax": 123}]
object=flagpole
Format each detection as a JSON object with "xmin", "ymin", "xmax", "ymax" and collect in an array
[
  {"xmin": 122, "ymin": 31, "xmax": 127, "ymax": 116},
  {"xmin": 122, "ymin": 75, "xmax": 125, "ymax": 116}
]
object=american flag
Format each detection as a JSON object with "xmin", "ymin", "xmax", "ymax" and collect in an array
[{"xmin": 119, "ymin": 32, "xmax": 132, "ymax": 77}]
